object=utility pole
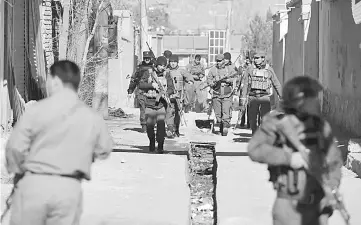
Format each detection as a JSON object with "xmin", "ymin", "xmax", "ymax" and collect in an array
[
  {"xmin": 226, "ymin": 0, "xmax": 232, "ymax": 52},
  {"xmin": 140, "ymin": 0, "xmax": 148, "ymax": 59},
  {"xmin": 220, "ymin": 0, "xmax": 233, "ymax": 52}
]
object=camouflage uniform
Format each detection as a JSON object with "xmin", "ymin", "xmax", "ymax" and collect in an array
[
  {"xmin": 248, "ymin": 76, "xmax": 343, "ymax": 225},
  {"xmin": 166, "ymin": 56, "xmax": 194, "ymax": 137},
  {"xmin": 138, "ymin": 56, "xmax": 175, "ymax": 153},
  {"xmin": 127, "ymin": 51, "xmax": 153, "ymax": 131},
  {"xmin": 185, "ymin": 61, "xmax": 208, "ymax": 113},
  {"xmin": 207, "ymin": 54, "xmax": 240, "ymax": 136}
]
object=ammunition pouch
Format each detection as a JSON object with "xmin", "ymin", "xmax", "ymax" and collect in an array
[{"xmin": 269, "ymin": 165, "xmax": 324, "ymax": 205}]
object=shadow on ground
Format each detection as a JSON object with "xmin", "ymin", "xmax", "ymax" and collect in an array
[
  {"xmin": 233, "ymin": 138, "xmax": 251, "ymax": 143},
  {"xmin": 233, "ymin": 132, "xmax": 252, "ymax": 138},
  {"xmin": 113, "ymin": 144, "xmax": 188, "ymax": 156},
  {"xmin": 123, "ymin": 128, "xmax": 144, "ymax": 133}
]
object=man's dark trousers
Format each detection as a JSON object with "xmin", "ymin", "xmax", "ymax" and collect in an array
[{"xmin": 248, "ymin": 95, "xmax": 271, "ymax": 134}]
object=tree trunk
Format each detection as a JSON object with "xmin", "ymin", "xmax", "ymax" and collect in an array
[{"xmin": 92, "ymin": 4, "xmax": 109, "ymax": 119}]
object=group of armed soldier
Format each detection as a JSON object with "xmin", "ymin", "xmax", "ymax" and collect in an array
[
  {"xmin": 127, "ymin": 49, "xmax": 283, "ymax": 152},
  {"xmin": 125, "ymin": 50, "xmax": 350, "ymax": 225},
  {"xmin": 3, "ymin": 54, "xmax": 350, "ymax": 224}
]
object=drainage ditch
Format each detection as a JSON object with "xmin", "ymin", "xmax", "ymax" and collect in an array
[{"xmin": 188, "ymin": 141, "xmax": 218, "ymax": 225}]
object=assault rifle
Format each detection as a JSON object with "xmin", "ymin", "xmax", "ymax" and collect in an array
[
  {"xmin": 148, "ymin": 68, "xmax": 171, "ymax": 106},
  {"xmin": 146, "ymin": 42, "xmax": 157, "ymax": 64},
  {"xmin": 276, "ymin": 115, "xmax": 351, "ymax": 225},
  {"xmin": 200, "ymin": 70, "xmax": 239, "ymax": 91},
  {"xmin": 233, "ymin": 71, "xmax": 248, "ymax": 129},
  {"xmin": 1, "ymin": 173, "xmax": 24, "ymax": 223}
]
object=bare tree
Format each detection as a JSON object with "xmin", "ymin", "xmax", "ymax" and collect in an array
[{"xmin": 243, "ymin": 13, "xmax": 273, "ymax": 61}]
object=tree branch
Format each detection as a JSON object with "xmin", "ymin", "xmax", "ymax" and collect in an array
[{"xmin": 80, "ymin": 0, "xmax": 105, "ymax": 78}]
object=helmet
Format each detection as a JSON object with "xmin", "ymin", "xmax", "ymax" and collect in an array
[
  {"xmin": 282, "ymin": 76, "xmax": 323, "ymax": 111},
  {"xmin": 143, "ymin": 51, "xmax": 152, "ymax": 58},
  {"xmin": 169, "ymin": 55, "xmax": 179, "ymax": 63},
  {"xmin": 223, "ymin": 52, "xmax": 231, "ymax": 60},
  {"xmin": 156, "ymin": 56, "xmax": 167, "ymax": 66},
  {"xmin": 163, "ymin": 50, "xmax": 172, "ymax": 58}
]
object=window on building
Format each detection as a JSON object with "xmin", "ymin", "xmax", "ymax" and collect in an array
[{"xmin": 208, "ymin": 30, "xmax": 226, "ymax": 65}]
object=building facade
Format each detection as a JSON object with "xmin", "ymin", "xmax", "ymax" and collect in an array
[{"xmin": 146, "ymin": 31, "xmax": 243, "ymax": 68}]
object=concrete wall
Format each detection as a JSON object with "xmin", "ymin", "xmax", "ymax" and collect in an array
[{"xmin": 320, "ymin": 0, "xmax": 361, "ymax": 136}]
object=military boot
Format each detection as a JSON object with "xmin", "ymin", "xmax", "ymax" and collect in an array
[
  {"xmin": 157, "ymin": 139, "xmax": 165, "ymax": 154},
  {"xmin": 175, "ymin": 124, "xmax": 181, "ymax": 137},
  {"xmin": 222, "ymin": 127, "xmax": 229, "ymax": 136},
  {"xmin": 147, "ymin": 125, "xmax": 156, "ymax": 152},
  {"xmin": 221, "ymin": 122, "xmax": 229, "ymax": 136},
  {"xmin": 156, "ymin": 121, "xmax": 166, "ymax": 154},
  {"xmin": 141, "ymin": 124, "xmax": 147, "ymax": 133}
]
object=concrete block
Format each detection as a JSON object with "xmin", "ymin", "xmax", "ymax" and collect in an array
[
  {"xmin": 348, "ymin": 138, "xmax": 361, "ymax": 153},
  {"xmin": 345, "ymin": 153, "xmax": 361, "ymax": 178},
  {"xmin": 345, "ymin": 138, "xmax": 361, "ymax": 177}
]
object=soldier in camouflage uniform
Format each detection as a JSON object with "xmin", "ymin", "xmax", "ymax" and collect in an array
[
  {"xmin": 127, "ymin": 51, "xmax": 153, "ymax": 132},
  {"xmin": 138, "ymin": 56, "xmax": 175, "ymax": 153},
  {"xmin": 185, "ymin": 54, "xmax": 208, "ymax": 113},
  {"xmin": 207, "ymin": 54, "xmax": 240, "ymax": 136},
  {"xmin": 165, "ymin": 55, "xmax": 194, "ymax": 138},
  {"xmin": 248, "ymin": 76, "xmax": 343, "ymax": 225},
  {"xmin": 241, "ymin": 51, "xmax": 282, "ymax": 134}
]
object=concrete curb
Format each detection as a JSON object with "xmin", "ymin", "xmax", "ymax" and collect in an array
[{"xmin": 345, "ymin": 138, "xmax": 361, "ymax": 177}]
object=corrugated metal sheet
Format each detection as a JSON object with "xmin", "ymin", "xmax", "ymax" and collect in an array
[
  {"xmin": 352, "ymin": 0, "xmax": 361, "ymax": 24},
  {"xmin": 13, "ymin": 0, "xmax": 26, "ymax": 99}
]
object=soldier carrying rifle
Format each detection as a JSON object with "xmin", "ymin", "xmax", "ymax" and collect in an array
[
  {"xmin": 248, "ymin": 76, "xmax": 348, "ymax": 225},
  {"xmin": 206, "ymin": 54, "xmax": 241, "ymax": 136},
  {"xmin": 138, "ymin": 56, "xmax": 175, "ymax": 153},
  {"xmin": 165, "ymin": 55, "xmax": 194, "ymax": 138}
]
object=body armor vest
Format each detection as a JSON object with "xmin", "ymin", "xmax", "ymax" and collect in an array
[
  {"xmin": 189, "ymin": 63, "xmax": 204, "ymax": 79},
  {"xmin": 250, "ymin": 65, "xmax": 272, "ymax": 91},
  {"xmin": 169, "ymin": 69, "xmax": 184, "ymax": 92},
  {"xmin": 269, "ymin": 113, "xmax": 329, "ymax": 203}
]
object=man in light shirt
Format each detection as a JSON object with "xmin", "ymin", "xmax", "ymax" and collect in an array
[{"xmin": 5, "ymin": 60, "xmax": 113, "ymax": 225}]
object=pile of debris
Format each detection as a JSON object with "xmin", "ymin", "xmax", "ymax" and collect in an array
[
  {"xmin": 108, "ymin": 107, "xmax": 128, "ymax": 118},
  {"xmin": 188, "ymin": 142, "xmax": 217, "ymax": 224}
]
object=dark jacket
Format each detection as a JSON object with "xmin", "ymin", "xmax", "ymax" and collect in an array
[
  {"xmin": 138, "ymin": 67, "xmax": 175, "ymax": 109},
  {"xmin": 127, "ymin": 61, "xmax": 153, "ymax": 94}
]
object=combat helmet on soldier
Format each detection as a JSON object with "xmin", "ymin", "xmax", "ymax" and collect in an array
[{"xmin": 282, "ymin": 76, "xmax": 323, "ymax": 116}]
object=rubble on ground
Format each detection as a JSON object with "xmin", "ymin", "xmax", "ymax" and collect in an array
[{"xmin": 188, "ymin": 142, "xmax": 217, "ymax": 224}]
